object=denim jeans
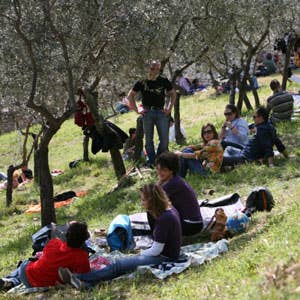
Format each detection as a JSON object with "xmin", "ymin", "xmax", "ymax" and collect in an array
[
  {"xmin": 142, "ymin": 110, "xmax": 169, "ymax": 164},
  {"xmin": 4, "ymin": 260, "xmax": 31, "ymax": 288},
  {"xmin": 0, "ymin": 172, "xmax": 7, "ymax": 181},
  {"xmin": 77, "ymin": 255, "xmax": 172, "ymax": 286},
  {"xmin": 179, "ymin": 148, "xmax": 206, "ymax": 178},
  {"xmin": 222, "ymin": 155, "xmax": 246, "ymax": 166},
  {"xmin": 221, "ymin": 140, "xmax": 244, "ymax": 150}
]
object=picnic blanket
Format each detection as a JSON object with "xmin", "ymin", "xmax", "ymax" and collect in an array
[
  {"xmin": 25, "ymin": 191, "xmax": 87, "ymax": 213},
  {"xmin": 135, "ymin": 239, "xmax": 229, "ymax": 280},
  {"xmin": 6, "ymin": 239, "xmax": 228, "ymax": 294},
  {"xmin": 88, "ymin": 239, "xmax": 229, "ymax": 280}
]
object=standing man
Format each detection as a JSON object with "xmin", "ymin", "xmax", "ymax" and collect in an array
[{"xmin": 127, "ymin": 60, "xmax": 176, "ymax": 166}]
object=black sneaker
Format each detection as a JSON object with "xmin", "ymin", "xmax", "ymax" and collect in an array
[
  {"xmin": 0, "ymin": 279, "xmax": 14, "ymax": 291},
  {"xmin": 58, "ymin": 268, "xmax": 88, "ymax": 290}
]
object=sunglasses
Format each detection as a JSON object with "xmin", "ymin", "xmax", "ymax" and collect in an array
[
  {"xmin": 224, "ymin": 112, "xmax": 233, "ymax": 116},
  {"xmin": 203, "ymin": 129, "xmax": 213, "ymax": 134}
]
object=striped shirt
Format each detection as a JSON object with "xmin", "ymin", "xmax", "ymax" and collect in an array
[{"xmin": 267, "ymin": 91, "xmax": 294, "ymax": 122}]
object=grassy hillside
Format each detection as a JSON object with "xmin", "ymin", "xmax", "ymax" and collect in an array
[{"xmin": 0, "ymin": 73, "xmax": 299, "ymax": 300}]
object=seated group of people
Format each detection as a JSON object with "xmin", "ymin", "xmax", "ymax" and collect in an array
[
  {"xmin": 172, "ymin": 79, "xmax": 294, "ymax": 176},
  {"xmin": 1, "ymin": 152, "xmax": 205, "ymax": 291},
  {"xmin": 0, "ymin": 78, "xmax": 294, "ymax": 292},
  {"xmin": 0, "ymin": 167, "xmax": 33, "ymax": 191},
  {"xmin": 173, "ymin": 103, "xmax": 288, "ymax": 177},
  {"xmin": 175, "ymin": 72, "xmax": 207, "ymax": 95}
]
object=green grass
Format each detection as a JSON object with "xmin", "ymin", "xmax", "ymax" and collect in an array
[{"xmin": 0, "ymin": 72, "xmax": 299, "ymax": 299}]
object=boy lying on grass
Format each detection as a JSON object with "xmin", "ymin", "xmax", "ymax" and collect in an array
[{"xmin": 0, "ymin": 221, "xmax": 90, "ymax": 291}]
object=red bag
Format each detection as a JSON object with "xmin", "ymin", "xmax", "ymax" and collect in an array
[{"xmin": 74, "ymin": 95, "xmax": 95, "ymax": 127}]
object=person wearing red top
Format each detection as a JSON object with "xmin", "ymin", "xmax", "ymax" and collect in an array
[{"xmin": 0, "ymin": 221, "xmax": 90, "ymax": 290}]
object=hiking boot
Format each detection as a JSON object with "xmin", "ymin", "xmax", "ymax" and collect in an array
[
  {"xmin": 0, "ymin": 279, "xmax": 14, "ymax": 291},
  {"xmin": 58, "ymin": 268, "xmax": 88, "ymax": 290}
]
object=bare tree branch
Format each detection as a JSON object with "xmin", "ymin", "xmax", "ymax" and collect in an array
[{"xmin": 41, "ymin": 0, "xmax": 75, "ymax": 109}]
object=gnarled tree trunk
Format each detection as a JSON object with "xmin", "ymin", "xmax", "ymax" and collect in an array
[
  {"xmin": 37, "ymin": 143, "xmax": 56, "ymax": 226},
  {"xmin": 282, "ymin": 34, "xmax": 296, "ymax": 91},
  {"xmin": 6, "ymin": 165, "xmax": 16, "ymax": 207},
  {"xmin": 83, "ymin": 135, "xmax": 89, "ymax": 162},
  {"xmin": 84, "ymin": 90, "xmax": 126, "ymax": 180},
  {"xmin": 174, "ymin": 93, "xmax": 185, "ymax": 145}
]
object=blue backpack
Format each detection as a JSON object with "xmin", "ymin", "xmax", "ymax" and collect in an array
[{"xmin": 107, "ymin": 215, "xmax": 135, "ymax": 251}]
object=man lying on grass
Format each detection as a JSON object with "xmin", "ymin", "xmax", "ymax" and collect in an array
[
  {"xmin": 58, "ymin": 184, "xmax": 182, "ymax": 289},
  {"xmin": 0, "ymin": 222, "xmax": 90, "ymax": 291}
]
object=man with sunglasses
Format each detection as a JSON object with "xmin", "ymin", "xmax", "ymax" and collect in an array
[
  {"xmin": 127, "ymin": 60, "xmax": 176, "ymax": 166},
  {"xmin": 222, "ymin": 106, "xmax": 277, "ymax": 167}
]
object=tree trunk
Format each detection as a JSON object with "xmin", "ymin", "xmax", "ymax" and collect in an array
[
  {"xmin": 249, "ymin": 77, "xmax": 260, "ymax": 107},
  {"xmin": 174, "ymin": 93, "xmax": 185, "ymax": 145},
  {"xmin": 38, "ymin": 144, "xmax": 56, "ymax": 226},
  {"xmin": 229, "ymin": 77, "xmax": 236, "ymax": 105},
  {"xmin": 282, "ymin": 37, "xmax": 295, "ymax": 91},
  {"xmin": 243, "ymin": 93, "xmax": 252, "ymax": 110},
  {"xmin": 34, "ymin": 148, "xmax": 40, "ymax": 185},
  {"xmin": 84, "ymin": 90, "xmax": 126, "ymax": 179},
  {"xmin": 134, "ymin": 115, "xmax": 144, "ymax": 163},
  {"xmin": 6, "ymin": 165, "xmax": 15, "ymax": 207},
  {"xmin": 83, "ymin": 135, "xmax": 89, "ymax": 161},
  {"xmin": 208, "ymin": 68, "xmax": 219, "ymax": 93},
  {"xmin": 109, "ymin": 147, "xmax": 126, "ymax": 180}
]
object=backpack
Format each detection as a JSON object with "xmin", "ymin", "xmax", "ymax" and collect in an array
[
  {"xmin": 246, "ymin": 187, "xmax": 274, "ymax": 212},
  {"xmin": 31, "ymin": 224, "xmax": 53, "ymax": 255},
  {"xmin": 107, "ymin": 215, "xmax": 135, "ymax": 251}
]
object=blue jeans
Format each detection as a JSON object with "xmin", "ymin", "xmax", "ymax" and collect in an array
[
  {"xmin": 142, "ymin": 110, "xmax": 169, "ymax": 164},
  {"xmin": 4, "ymin": 260, "xmax": 32, "ymax": 288},
  {"xmin": 77, "ymin": 255, "xmax": 171, "ymax": 286},
  {"xmin": 179, "ymin": 148, "xmax": 206, "ymax": 178},
  {"xmin": 0, "ymin": 172, "xmax": 7, "ymax": 181}
]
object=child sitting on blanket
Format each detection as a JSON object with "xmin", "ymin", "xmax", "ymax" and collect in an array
[
  {"xmin": 0, "ymin": 221, "xmax": 90, "ymax": 291},
  {"xmin": 58, "ymin": 184, "xmax": 182, "ymax": 289}
]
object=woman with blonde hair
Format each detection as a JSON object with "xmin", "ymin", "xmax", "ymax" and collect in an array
[{"xmin": 59, "ymin": 184, "xmax": 182, "ymax": 289}]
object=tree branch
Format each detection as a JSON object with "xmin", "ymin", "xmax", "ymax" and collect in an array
[
  {"xmin": 12, "ymin": 0, "xmax": 57, "ymax": 125},
  {"xmin": 41, "ymin": 0, "xmax": 75, "ymax": 110},
  {"xmin": 161, "ymin": 18, "xmax": 190, "ymax": 71}
]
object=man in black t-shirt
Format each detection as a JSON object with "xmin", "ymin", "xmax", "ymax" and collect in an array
[{"xmin": 127, "ymin": 60, "xmax": 176, "ymax": 165}]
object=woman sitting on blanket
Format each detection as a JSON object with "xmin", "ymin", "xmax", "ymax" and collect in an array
[
  {"xmin": 0, "ymin": 222, "xmax": 90, "ymax": 291},
  {"xmin": 151, "ymin": 152, "xmax": 203, "ymax": 236},
  {"xmin": 175, "ymin": 123, "xmax": 223, "ymax": 177},
  {"xmin": 58, "ymin": 184, "xmax": 182, "ymax": 289}
]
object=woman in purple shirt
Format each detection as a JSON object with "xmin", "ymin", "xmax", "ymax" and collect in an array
[
  {"xmin": 153, "ymin": 152, "xmax": 203, "ymax": 236},
  {"xmin": 58, "ymin": 184, "xmax": 182, "ymax": 289}
]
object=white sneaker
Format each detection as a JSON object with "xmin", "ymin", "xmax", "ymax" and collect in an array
[{"xmin": 58, "ymin": 268, "xmax": 88, "ymax": 290}]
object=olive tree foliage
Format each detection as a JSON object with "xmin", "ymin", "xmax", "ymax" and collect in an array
[
  {"xmin": 0, "ymin": 0, "xmax": 135, "ymax": 226},
  {"xmin": 270, "ymin": 0, "xmax": 300, "ymax": 90},
  {"xmin": 191, "ymin": 0, "xmax": 267, "ymax": 110},
  {"xmin": 194, "ymin": 0, "xmax": 299, "ymax": 111}
]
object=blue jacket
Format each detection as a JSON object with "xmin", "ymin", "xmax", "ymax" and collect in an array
[{"xmin": 242, "ymin": 121, "xmax": 275, "ymax": 161}]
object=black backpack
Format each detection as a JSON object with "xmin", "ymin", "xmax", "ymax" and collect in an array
[{"xmin": 246, "ymin": 187, "xmax": 274, "ymax": 212}]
